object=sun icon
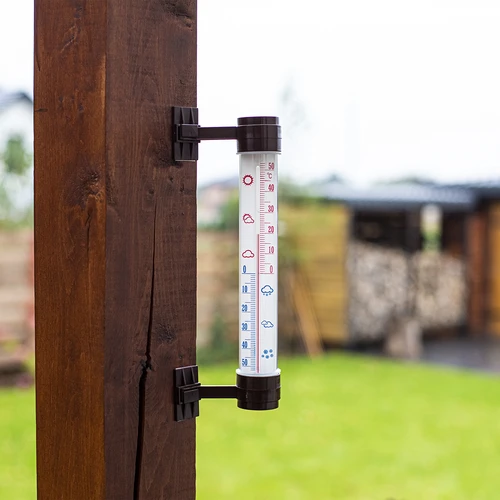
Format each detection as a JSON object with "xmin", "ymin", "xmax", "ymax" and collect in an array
[{"xmin": 242, "ymin": 175, "xmax": 254, "ymax": 186}]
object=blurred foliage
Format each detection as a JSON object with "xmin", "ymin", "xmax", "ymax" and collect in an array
[
  {"xmin": 375, "ymin": 175, "xmax": 437, "ymax": 186},
  {"xmin": 212, "ymin": 191, "xmax": 239, "ymax": 231},
  {"xmin": 197, "ymin": 313, "xmax": 237, "ymax": 365},
  {"xmin": 3, "ymin": 136, "xmax": 31, "ymax": 176},
  {"xmin": 209, "ymin": 177, "xmax": 321, "ymax": 232},
  {"xmin": 278, "ymin": 177, "xmax": 320, "ymax": 206},
  {"xmin": 423, "ymin": 228, "xmax": 441, "ymax": 252},
  {"xmin": 0, "ymin": 135, "xmax": 33, "ymax": 229}
]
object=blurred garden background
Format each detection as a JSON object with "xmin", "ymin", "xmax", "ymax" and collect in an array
[{"xmin": 2, "ymin": 124, "xmax": 500, "ymax": 496}]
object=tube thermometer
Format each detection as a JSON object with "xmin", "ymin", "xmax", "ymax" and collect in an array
[
  {"xmin": 236, "ymin": 117, "xmax": 281, "ymax": 410},
  {"xmin": 238, "ymin": 154, "xmax": 279, "ymax": 376},
  {"xmin": 173, "ymin": 110, "xmax": 281, "ymax": 419}
]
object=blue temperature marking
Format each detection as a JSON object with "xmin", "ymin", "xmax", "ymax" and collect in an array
[
  {"xmin": 261, "ymin": 285, "xmax": 274, "ymax": 296},
  {"xmin": 261, "ymin": 320, "xmax": 274, "ymax": 328}
]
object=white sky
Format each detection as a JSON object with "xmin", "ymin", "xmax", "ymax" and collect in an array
[{"xmin": 2, "ymin": 0, "xmax": 500, "ymax": 186}]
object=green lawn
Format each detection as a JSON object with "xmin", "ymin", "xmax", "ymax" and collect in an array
[
  {"xmin": 2, "ymin": 354, "xmax": 500, "ymax": 499},
  {"xmin": 0, "ymin": 386, "xmax": 36, "ymax": 499}
]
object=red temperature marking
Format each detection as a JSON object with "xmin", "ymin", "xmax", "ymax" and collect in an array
[{"xmin": 257, "ymin": 234, "xmax": 260, "ymax": 373}]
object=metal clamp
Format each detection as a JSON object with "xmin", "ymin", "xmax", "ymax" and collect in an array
[
  {"xmin": 175, "ymin": 365, "xmax": 281, "ymax": 422},
  {"xmin": 175, "ymin": 365, "xmax": 237, "ymax": 421},
  {"xmin": 172, "ymin": 106, "xmax": 281, "ymax": 161}
]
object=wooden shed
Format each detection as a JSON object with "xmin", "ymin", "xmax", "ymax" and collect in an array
[
  {"xmin": 281, "ymin": 203, "xmax": 349, "ymax": 345},
  {"xmin": 451, "ymin": 182, "xmax": 500, "ymax": 336},
  {"xmin": 283, "ymin": 183, "xmax": 476, "ymax": 346},
  {"xmin": 196, "ymin": 181, "xmax": 496, "ymax": 352}
]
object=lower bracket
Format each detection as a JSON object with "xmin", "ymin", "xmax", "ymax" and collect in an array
[{"xmin": 174, "ymin": 365, "xmax": 281, "ymax": 422}]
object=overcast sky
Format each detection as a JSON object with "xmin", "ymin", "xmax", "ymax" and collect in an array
[{"xmin": 2, "ymin": 0, "xmax": 500, "ymax": 186}]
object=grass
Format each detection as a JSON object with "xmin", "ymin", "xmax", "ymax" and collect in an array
[
  {"xmin": 198, "ymin": 355, "xmax": 500, "ymax": 500},
  {"xmin": 2, "ymin": 354, "xmax": 500, "ymax": 499},
  {"xmin": 0, "ymin": 387, "xmax": 36, "ymax": 499}
]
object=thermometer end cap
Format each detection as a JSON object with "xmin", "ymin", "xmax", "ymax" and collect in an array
[
  {"xmin": 236, "ymin": 116, "xmax": 281, "ymax": 153},
  {"xmin": 236, "ymin": 373, "xmax": 281, "ymax": 411}
]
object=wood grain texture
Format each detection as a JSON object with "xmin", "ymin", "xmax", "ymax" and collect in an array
[
  {"xmin": 35, "ymin": 1, "xmax": 107, "ymax": 498},
  {"xmin": 35, "ymin": 1, "xmax": 197, "ymax": 498},
  {"xmin": 487, "ymin": 203, "xmax": 500, "ymax": 336},
  {"xmin": 105, "ymin": 0, "xmax": 197, "ymax": 498},
  {"xmin": 467, "ymin": 211, "xmax": 487, "ymax": 334}
]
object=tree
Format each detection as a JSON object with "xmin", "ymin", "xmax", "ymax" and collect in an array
[
  {"xmin": 0, "ymin": 134, "xmax": 33, "ymax": 227},
  {"xmin": 374, "ymin": 175, "xmax": 436, "ymax": 186}
]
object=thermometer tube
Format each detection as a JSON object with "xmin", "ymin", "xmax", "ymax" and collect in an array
[{"xmin": 238, "ymin": 152, "xmax": 280, "ymax": 377}]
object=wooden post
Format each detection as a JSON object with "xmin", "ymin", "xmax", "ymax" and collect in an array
[
  {"xmin": 467, "ymin": 210, "xmax": 487, "ymax": 334},
  {"xmin": 34, "ymin": 1, "xmax": 197, "ymax": 498}
]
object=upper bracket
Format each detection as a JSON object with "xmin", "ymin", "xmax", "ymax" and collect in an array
[
  {"xmin": 172, "ymin": 106, "xmax": 281, "ymax": 162},
  {"xmin": 172, "ymin": 107, "xmax": 200, "ymax": 162},
  {"xmin": 172, "ymin": 107, "xmax": 238, "ymax": 162}
]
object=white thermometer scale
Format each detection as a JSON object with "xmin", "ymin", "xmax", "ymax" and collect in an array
[{"xmin": 238, "ymin": 152, "xmax": 279, "ymax": 377}]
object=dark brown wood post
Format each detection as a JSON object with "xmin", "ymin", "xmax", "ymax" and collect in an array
[
  {"xmin": 467, "ymin": 210, "xmax": 487, "ymax": 334},
  {"xmin": 34, "ymin": 1, "xmax": 197, "ymax": 498}
]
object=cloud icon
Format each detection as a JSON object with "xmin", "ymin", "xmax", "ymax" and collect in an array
[
  {"xmin": 261, "ymin": 285, "xmax": 274, "ymax": 296},
  {"xmin": 243, "ymin": 214, "xmax": 255, "ymax": 224},
  {"xmin": 242, "ymin": 250, "xmax": 255, "ymax": 258},
  {"xmin": 261, "ymin": 320, "xmax": 274, "ymax": 328}
]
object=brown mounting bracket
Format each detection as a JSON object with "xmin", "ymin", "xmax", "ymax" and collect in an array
[
  {"xmin": 172, "ymin": 106, "xmax": 281, "ymax": 162},
  {"xmin": 174, "ymin": 365, "xmax": 281, "ymax": 422},
  {"xmin": 175, "ymin": 365, "xmax": 237, "ymax": 422},
  {"xmin": 172, "ymin": 107, "xmax": 237, "ymax": 162}
]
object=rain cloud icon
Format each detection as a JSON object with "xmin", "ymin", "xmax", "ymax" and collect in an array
[
  {"xmin": 242, "ymin": 250, "xmax": 255, "ymax": 258},
  {"xmin": 261, "ymin": 320, "xmax": 274, "ymax": 328},
  {"xmin": 261, "ymin": 285, "xmax": 274, "ymax": 296},
  {"xmin": 242, "ymin": 214, "xmax": 255, "ymax": 224}
]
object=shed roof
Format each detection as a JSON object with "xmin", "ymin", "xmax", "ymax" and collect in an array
[
  {"xmin": 0, "ymin": 91, "xmax": 32, "ymax": 113},
  {"xmin": 444, "ymin": 180, "xmax": 500, "ymax": 201},
  {"xmin": 317, "ymin": 182, "xmax": 476, "ymax": 212}
]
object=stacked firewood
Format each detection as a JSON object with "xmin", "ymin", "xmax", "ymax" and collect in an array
[
  {"xmin": 414, "ymin": 251, "xmax": 467, "ymax": 329},
  {"xmin": 348, "ymin": 242, "xmax": 467, "ymax": 342}
]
